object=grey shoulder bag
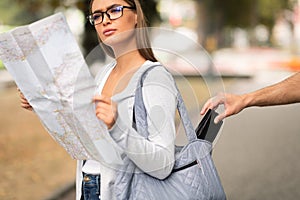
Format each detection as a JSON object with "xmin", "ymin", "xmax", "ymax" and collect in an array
[{"xmin": 114, "ymin": 65, "xmax": 226, "ymax": 200}]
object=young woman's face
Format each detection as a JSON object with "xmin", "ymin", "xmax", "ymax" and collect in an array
[{"xmin": 91, "ymin": 0, "xmax": 137, "ymax": 46}]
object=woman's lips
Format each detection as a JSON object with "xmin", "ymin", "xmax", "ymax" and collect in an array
[{"xmin": 103, "ymin": 29, "xmax": 116, "ymax": 36}]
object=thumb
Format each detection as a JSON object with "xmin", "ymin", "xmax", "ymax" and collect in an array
[{"xmin": 214, "ymin": 112, "xmax": 226, "ymax": 124}]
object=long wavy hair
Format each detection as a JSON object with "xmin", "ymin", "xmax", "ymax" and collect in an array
[{"xmin": 89, "ymin": 0, "xmax": 157, "ymax": 62}]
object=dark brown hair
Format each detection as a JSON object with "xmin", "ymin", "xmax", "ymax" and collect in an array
[{"xmin": 89, "ymin": 0, "xmax": 157, "ymax": 62}]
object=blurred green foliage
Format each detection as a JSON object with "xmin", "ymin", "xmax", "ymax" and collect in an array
[
  {"xmin": 0, "ymin": 0, "xmax": 159, "ymax": 58},
  {"xmin": 0, "ymin": 0, "xmax": 295, "ymax": 30},
  {"xmin": 196, "ymin": 0, "xmax": 295, "ymax": 48},
  {"xmin": 0, "ymin": 0, "xmax": 159, "ymax": 26},
  {"xmin": 0, "ymin": 60, "xmax": 4, "ymax": 70},
  {"xmin": 201, "ymin": 0, "xmax": 293, "ymax": 30},
  {"xmin": 0, "ymin": 0, "xmax": 296, "ymax": 51},
  {"xmin": 0, "ymin": 0, "xmax": 56, "ymax": 25}
]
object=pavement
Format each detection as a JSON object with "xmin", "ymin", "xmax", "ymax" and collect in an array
[
  {"xmin": 212, "ymin": 69, "xmax": 300, "ymax": 200},
  {"xmin": 214, "ymin": 104, "xmax": 300, "ymax": 200}
]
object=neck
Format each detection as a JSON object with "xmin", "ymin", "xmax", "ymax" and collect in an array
[
  {"xmin": 114, "ymin": 50, "xmax": 146, "ymax": 72},
  {"xmin": 108, "ymin": 33, "xmax": 148, "ymax": 72},
  {"xmin": 112, "ymin": 32, "xmax": 137, "ymax": 58}
]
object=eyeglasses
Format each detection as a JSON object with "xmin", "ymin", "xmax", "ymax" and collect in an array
[{"xmin": 88, "ymin": 5, "xmax": 136, "ymax": 26}]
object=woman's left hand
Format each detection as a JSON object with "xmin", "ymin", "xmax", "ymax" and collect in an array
[{"xmin": 93, "ymin": 95, "xmax": 117, "ymax": 129}]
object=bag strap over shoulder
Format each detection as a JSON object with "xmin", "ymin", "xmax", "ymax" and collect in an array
[{"xmin": 133, "ymin": 64, "xmax": 197, "ymax": 142}]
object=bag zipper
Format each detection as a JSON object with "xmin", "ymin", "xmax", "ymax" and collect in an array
[{"xmin": 172, "ymin": 160, "xmax": 199, "ymax": 173}]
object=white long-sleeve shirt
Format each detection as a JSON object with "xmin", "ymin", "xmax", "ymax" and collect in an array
[{"xmin": 76, "ymin": 60, "xmax": 178, "ymax": 200}]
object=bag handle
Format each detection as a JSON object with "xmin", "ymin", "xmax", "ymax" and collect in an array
[{"xmin": 133, "ymin": 65, "xmax": 197, "ymax": 142}]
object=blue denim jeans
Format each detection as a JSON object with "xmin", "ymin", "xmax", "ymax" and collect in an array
[{"xmin": 82, "ymin": 173, "xmax": 101, "ymax": 200}]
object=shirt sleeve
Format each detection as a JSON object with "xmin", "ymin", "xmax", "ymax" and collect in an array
[{"xmin": 109, "ymin": 67, "xmax": 177, "ymax": 179}]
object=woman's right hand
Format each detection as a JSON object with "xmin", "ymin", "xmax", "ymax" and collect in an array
[{"xmin": 18, "ymin": 88, "xmax": 33, "ymax": 111}]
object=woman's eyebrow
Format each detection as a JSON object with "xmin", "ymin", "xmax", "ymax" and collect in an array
[{"xmin": 92, "ymin": 4, "xmax": 121, "ymax": 14}]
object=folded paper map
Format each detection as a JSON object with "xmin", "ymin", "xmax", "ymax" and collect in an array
[{"xmin": 0, "ymin": 12, "xmax": 123, "ymax": 164}]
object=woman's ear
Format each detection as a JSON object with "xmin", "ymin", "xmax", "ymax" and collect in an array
[{"xmin": 135, "ymin": 14, "xmax": 138, "ymax": 26}]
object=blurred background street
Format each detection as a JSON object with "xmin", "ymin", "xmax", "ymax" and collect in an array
[{"xmin": 1, "ymin": 0, "xmax": 300, "ymax": 199}]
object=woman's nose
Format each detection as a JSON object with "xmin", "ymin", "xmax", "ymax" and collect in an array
[{"xmin": 102, "ymin": 13, "xmax": 111, "ymax": 25}]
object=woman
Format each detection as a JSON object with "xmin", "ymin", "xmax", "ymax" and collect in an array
[{"xmin": 21, "ymin": 0, "xmax": 178, "ymax": 199}]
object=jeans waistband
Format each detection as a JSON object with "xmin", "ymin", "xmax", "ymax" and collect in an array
[{"xmin": 82, "ymin": 173, "xmax": 100, "ymax": 183}]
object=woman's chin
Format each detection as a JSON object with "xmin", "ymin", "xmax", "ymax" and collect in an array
[
  {"xmin": 102, "ymin": 30, "xmax": 135, "ymax": 47},
  {"xmin": 102, "ymin": 36, "xmax": 118, "ymax": 46}
]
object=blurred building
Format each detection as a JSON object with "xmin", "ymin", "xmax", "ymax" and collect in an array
[{"xmin": 157, "ymin": 0, "xmax": 200, "ymax": 42}]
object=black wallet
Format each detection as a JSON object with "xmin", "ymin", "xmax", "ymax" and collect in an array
[{"xmin": 195, "ymin": 109, "xmax": 223, "ymax": 143}]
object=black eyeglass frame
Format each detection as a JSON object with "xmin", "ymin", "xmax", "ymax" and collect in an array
[{"xmin": 88, "ymin": 5, "xmax": 136, "ymax": 26}]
